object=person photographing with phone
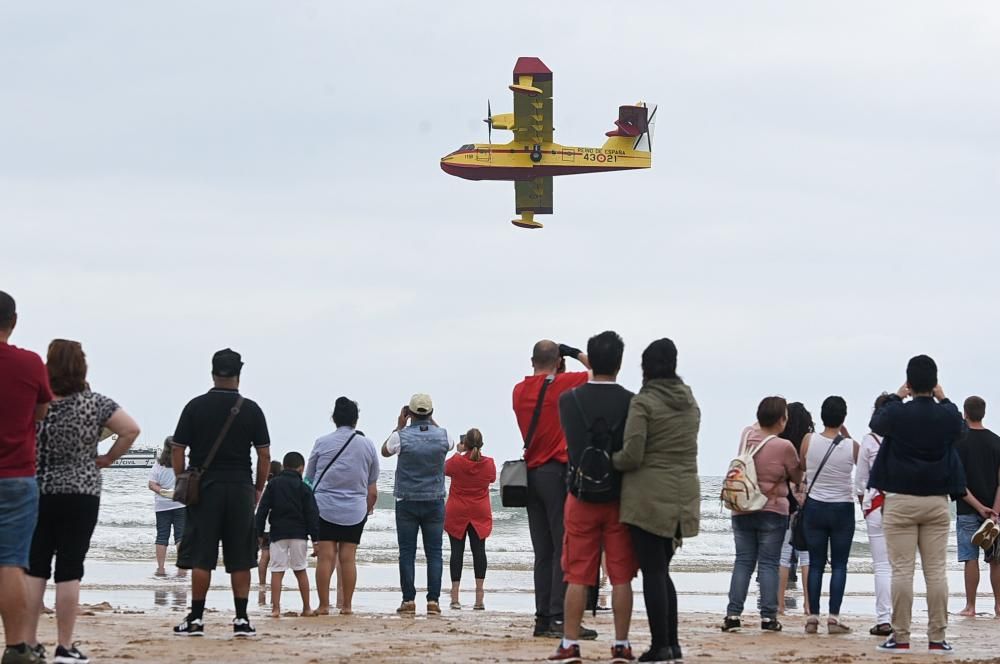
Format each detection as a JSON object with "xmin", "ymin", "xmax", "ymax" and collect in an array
[{"xmin": 382, "ymin": 394, "xmax": 454, "ymax": 616}]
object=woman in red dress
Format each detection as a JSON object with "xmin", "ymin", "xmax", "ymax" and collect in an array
[{"xmin": 445, "ymin": 428, "xmax": 496, "ymax": 610}]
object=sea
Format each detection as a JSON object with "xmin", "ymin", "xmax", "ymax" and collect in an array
[{"xmin": 95, "ymin": 469, "xmax": 967, "ymax": 576}]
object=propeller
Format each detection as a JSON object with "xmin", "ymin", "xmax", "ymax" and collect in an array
[
  {"xmin": 634, "ymin": 103, "xmax": 658, "ymax": 152},
  {"xmin": 483, "ymin": 100, "xmax": 493, "ymax": 144}
]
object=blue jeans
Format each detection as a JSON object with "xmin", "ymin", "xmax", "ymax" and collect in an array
[
  {"xmin": 0, "ymin": 477, "xmax": 39, "ymax": 568},
  {"xmin": 155, "ymin": 507, "xmax": 187, "ymax": 546},
  {"xmin": 727, "ymin": 511, "xmax": 787, "ymax": 620},
  {"xmin": 803, "ymin": 498, "xmax": 855, "ymax": 615},
  {"xmin": 395, "ymin": 499, "xmax": 445, "ymax": 602}
]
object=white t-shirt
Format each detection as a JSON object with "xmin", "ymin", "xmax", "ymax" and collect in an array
[
  {"xmin": 149, "ymin": 463, "xmax": 185, "ymax": 512},
  {"xmin": 805, "ymin": 433, "xmax": 856, "ymax": 503}
]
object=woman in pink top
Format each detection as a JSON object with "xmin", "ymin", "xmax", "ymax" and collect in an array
[
  {"xmin": 445, "ymin": 429, "xmax": 496, "ymax": 610},
  {"xmin": 722, "ymin": 397, "xmax": 804, "ymax": 633}
]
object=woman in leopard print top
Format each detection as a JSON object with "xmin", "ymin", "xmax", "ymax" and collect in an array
[{"xmin": 23, "ymin": 340, "xmax": 140, "ymax": 664}]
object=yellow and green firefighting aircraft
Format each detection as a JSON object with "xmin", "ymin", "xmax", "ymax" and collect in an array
[{"xmin": 440, "ymin": 57, "xmax": 654, "ymax": 229}]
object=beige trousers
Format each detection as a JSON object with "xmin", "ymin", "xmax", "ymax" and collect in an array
[{"xmin": 882, "ymin": 493, "xmax": 951, "ymax": 644}]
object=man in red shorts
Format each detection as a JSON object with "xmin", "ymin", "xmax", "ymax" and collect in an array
[{"xmin": 549, "ymin": 331, "xmax": 637, "ymax": 664}]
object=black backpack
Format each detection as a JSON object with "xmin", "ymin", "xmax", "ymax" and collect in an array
[{"xmin": 568, "ymin": 390, "xmax": 621, "ymax": 503}]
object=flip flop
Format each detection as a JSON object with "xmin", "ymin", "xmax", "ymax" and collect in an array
[{"xmin": 450, "ymin": 601, "xmax": 462, "ymax": 610}]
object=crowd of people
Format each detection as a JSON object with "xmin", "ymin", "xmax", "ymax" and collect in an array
[{"xmin": 3, "ymin": 287, "xmax": 1000, "ymax": 664}]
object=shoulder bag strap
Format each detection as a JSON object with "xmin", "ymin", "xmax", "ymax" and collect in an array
[
  {"xmin": 315, "ymin": 432, "xmax": 359, "ymax": 489},
  {"xmin": 746, "ymin": 434, "xmax": 777, "ymax": 458},
  {"xmin": 523, "ymin": 375, "xmax": 554, "ymax": 451},
  {"xmin": 804, "ymin": 434, "xmax": 844, "ymax": 501},
  {"xmin": 201, "ymin": 396, "xmax": 244, "ymax": 471}
]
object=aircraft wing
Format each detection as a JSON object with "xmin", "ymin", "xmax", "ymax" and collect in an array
[
  {"xmin": 515, "ymin": 177, "xmax": 553, "ymax": 215},
  {"xmin": 511, "ymin": 57, "xmax": 553, "ymax": 145}
]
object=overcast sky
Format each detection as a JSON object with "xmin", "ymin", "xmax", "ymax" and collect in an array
[{"xmin": 3, "ymin": 2, "xmax": 998, "ymax": 474}]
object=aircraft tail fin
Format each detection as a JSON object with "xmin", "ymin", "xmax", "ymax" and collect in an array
[{"xmin": 602, "ymin": 102, "xmax": 656, "ymax": 152}]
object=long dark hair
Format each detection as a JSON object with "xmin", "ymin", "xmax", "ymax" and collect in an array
[{"xmin": 782, "ymin": 402, "xmax": 814, "ymax": 453}]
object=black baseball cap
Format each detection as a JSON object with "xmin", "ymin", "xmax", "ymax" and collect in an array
[{"xmin": 212, "ymin": 348, "xmax": 243, "ymax": 377}]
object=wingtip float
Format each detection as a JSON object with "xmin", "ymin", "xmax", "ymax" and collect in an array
[{"xmin": 440, "ymin": 57, "xmax": 655, "ymax": 229}]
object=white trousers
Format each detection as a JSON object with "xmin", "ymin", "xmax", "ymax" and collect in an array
[{"xmin": 866, "ymin": 508, "xmax": 892, "ymax": 624}]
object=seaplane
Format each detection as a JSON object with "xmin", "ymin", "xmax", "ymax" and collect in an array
[{"xmin": 440, "ymin": 57, "xmax": 655, "ymax": 229}]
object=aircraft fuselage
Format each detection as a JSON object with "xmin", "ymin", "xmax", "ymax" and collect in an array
[{"xmin": 440, "ymin": 142, "xmax": 650, "ymax": 182}]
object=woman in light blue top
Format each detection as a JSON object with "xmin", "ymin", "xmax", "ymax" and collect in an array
[{"xmin": 305, "ymin": 397, "xmax": 379, "ymax": 615}]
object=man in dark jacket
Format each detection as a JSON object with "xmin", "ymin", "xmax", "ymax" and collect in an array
[
  {"xmin": 868, "ymin": 355, "xmax": 965, "ymax": 653},
  {"xmin": 255, "ymin": 452, "xmax": 319, "ymax": 617}
]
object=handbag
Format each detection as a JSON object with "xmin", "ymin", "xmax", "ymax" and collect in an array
[
  {"xmin": 500, "ymin": 375, "xmax": 554, "ymax": 508},
  {"xmin": 173, "ymin": 396, "xmax": 245, "ymax": 507},
  {"xmin": 790, "ymin": 434, "xmax": 843, "ymax": 551},
  {"xmin": 313, "ymin": 432, "xmax": 359, "ymax": 490}
]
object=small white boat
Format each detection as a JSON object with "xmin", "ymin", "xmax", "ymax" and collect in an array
[{"xmin": 109, "ymin": 448, "xmax": 158, "ymax": 469}]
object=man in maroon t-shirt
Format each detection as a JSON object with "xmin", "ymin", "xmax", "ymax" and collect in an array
[
  {"xmin": 512, "ymin": 339, "xmax": 592, "ymax": 638},
  {"xmin": 0, "ymin": 291, "xmax": 52, "ymax": 663}
]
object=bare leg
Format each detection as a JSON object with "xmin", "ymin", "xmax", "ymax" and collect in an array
[
  {"xmin": 231, "ymin": 569, "xmax": 251, "ymax": 601},
  {"xmin": 778, "ymin": 566, "xmax": 789, "ymax": 614},
  {"xmin": 314, "ymin": 542, "xmax": 334, "ymax": 614},
  {"xmin": 191, "ymin": 568, "xmax": 211, "ymax": 601},
  {"xmin": 800, "ymin": 565, "xmax": 811, "ymax": 615},
  {"xmin": 155, "ymin": 545, "xmax": 167, "ymax": 575},
  {"xmin": 960, "ymin": 560, "xmax": 979, "ymax": 616},
  {"xmin": 257, "ymin": 549, "xmax": 269, "ymax": 587},
  {"xmin": 0, "ymin": 566, "xmax": 31, "ymax": 647},
  {"xmin": 269, "ymin": 570, "xmax": 284, "ymax": 617},
  {"xmin": 611, "ymin": 583, "xmax": 633, "ymax": 642},
  {"xmin": 175, "ymin": 547, "xmax": 187, "ymax": 578},
  {"xmin": 23, "ymin": 576, "xmax": 46, "ymax": 647},
  {"xmin": 334, "ymin": 546, "xmax": 344, "ymax": 609},
  {"xmin": 337, "ymin": 544, "xmax": 358, "ymax": 614},
  {"xmin": 54, "ymin": 581, "xmax": 80, "ymax": 649},
  {"xmin": 293, "ymin": 569, "xmax": 312, "ymax": 615},
  {"xmin": 990, "ymin": 560, "xmax": 1000, "ymax": 617},
  {"xmin": 563, "ymin": 583, "xmax": 587, "ymax": 640},
  {"xmin": 475, "ymin": 578, "xmax": 485, "ymax": 608}
]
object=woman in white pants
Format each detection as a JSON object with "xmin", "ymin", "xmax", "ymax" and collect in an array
[{"xmin": 855, "ymin": 393, "xmax": 893, "ymax": 636}]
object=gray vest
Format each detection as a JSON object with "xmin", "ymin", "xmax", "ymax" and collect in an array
[{"xmin": 393, "ymin": 422, "xmax": 449, "ymax": 501}]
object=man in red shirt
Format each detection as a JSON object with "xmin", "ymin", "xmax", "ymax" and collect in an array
[
  {"xmin": 0, "ymin": 291, "xmax": 52, "ymax": 664},
  {"xmin": 512, "ymin": 339, "xmax": 592, "ymax": 639}
]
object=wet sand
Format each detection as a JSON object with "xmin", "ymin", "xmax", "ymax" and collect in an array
[{"xmin": 37, "ymin": 604, "xmax": 1000, "ymax": 663}]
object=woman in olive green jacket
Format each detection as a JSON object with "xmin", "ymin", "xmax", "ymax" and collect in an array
[{"xmin": 613, "ymin": 338, "xmax": 700, "ymax": 662}]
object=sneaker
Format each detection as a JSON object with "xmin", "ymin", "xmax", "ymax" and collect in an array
[
  {"xmin": 869, "ymin": 623, "xmax": 893, "ymax": 636},
  {"xmin": 396, "ymin": 600, "xmax": 416, "ymax": 615},
  {"xmin": 232, "ymin": 618, "xmax": 257, "ymax": 638},
  {"xmin": 545, "ymin": 621, "xmax": 597, "ymax": 640},
  {"xmin": 611, "ymin": 644, "xmax": 635, "ymax": 663},
  {"xmin": 546, "ymin": 643, "xmax": 582, "ymax": 663},
  {"xmin": 761, "ymin": 618, "xmax": 782, "ymax": 632},
  {"xmin": 928, "ymin": 641, "xmax": 954, "ymax": 653},
  {"xmin": 876, "ymin": 636, "xmax": 910, "ymax": 652},
  {"xmin": 720, "ymin": 616, "xmax": 741, "ymax": 632},
  {"xmin": 426, "ymin": 601, "xmax": 441, "ymax": 615},
  {"xmin": 30, "ymin": 646, "xmax": 45, "ymax": 662},
  {"xmin": 533, "ymin": 617, "xmax": 551, "ymax": 637},
  {"xmin": 52, "ymin": 645, "xmax": 88, "ymax": 664},
  {"xmin": 173, "ymin": 617, "xmax": 205, "ymax": 637},
  {"xmin": 637, "ymin": 647, "xmax": 674, "ymax": 663},
  {"xmin": 1, "ymin": 647, "xmax": 42, "ymax": 664},
  {"xmin": 972, "ymin": 519, "xmax": 1000, "ymax": 548}
]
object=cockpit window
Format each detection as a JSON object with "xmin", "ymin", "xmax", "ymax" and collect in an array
[{"xmin": 448, "ymin": 144, "xmax": 476, "ymax": 156}]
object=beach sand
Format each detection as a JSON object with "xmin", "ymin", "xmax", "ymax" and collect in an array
[{"xmin": 36, "ymin": 604, "xmax": 1000, "ymax": 663}]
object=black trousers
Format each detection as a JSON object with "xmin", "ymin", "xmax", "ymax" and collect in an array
[
  {"xmin": 631, "ymin": 525, "xmax": 678, "ymax": 649},
  {"xmin": 449, "ymin": 525, "xmax": 487, "ymax": 582},
  {"xmin": 526, "ymin": 461, "xmax": 567, "ymax": 620}
]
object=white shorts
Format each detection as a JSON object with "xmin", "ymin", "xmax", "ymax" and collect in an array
[
  {"xmin": 268, "ymin": 539, "xmax": 309, "ymax": 572},
  {"xmin": 780, "ymin": 526, "xmax": 810, "ymax": 568}
]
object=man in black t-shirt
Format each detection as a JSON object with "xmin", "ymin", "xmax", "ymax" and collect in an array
[
  {"xmin": 955, "ymin": 396, "xmax": 1000, "ymax": 617},
  {"xmin": 550, "ymin": 331, "xmax": 638, "ymax": 664},
  {"xmin": 170, "ymin": 348, "xmax": 271, "ymax": 637}
]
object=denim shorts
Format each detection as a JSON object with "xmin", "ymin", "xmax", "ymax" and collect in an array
[
  {"xmin": 957, "ymin": 514, "xmax": 986, "ymax": 562},
  {"xmin": 0, "ymin": 476, "xmax": 40, "ymax": 568},
  {"xmin": 155, "ymin": 507, "xmax": 187, "ymax": 546}
]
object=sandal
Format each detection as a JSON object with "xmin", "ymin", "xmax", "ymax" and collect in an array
[
  {"xmin": 805, "ymin": 616, "xmax": 819, "ymax": 634},
  {"xmin": 870, "ymin": 623, "xmax": 893, "ymax": 636},
  {"xmin": 828, "ymin": 618, "xmax": 851, "ymax": 634}
]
